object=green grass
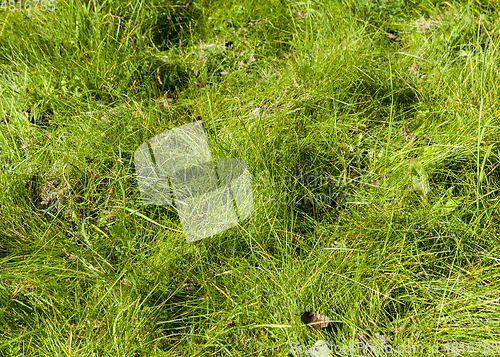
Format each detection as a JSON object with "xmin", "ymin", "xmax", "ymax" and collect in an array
[{"xmin": 1, "ymin": 0, "xmax": 500, "ymax": 355}]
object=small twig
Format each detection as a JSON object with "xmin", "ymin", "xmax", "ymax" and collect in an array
[{"xmin": 164, "ymin": 91, "xmax": 169, "ymax": 106}]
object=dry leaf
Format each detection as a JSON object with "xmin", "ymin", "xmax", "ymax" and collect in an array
[
  {"xmin": 159, "ymin": 97, "xmax": 169, "ymax": 108},
  {"xmin": 12, "ymin": 285, "xmax": 23, "ymax": 297},
  {"xmin": 195, "ymin": 81, "xmax": 208, "ymax": 89},
  {"xmin": 250, "ymin": 107, "xmax": 261, "ymax": 116},
  {"xmin": 386, "ymin": 33, "xmax": 400, "ymax": 42},
  {"xmin": 156, "ymin": 68, "xmax": 163, "ymax": 86},
  {"xmin": 408, "ymin": 62, "xmax": 418, "ymax": 75},
  {"xmin": 180, "ymin": 278, "xmax": 198, "ymax": 292},
  {"xmin": 382, "ymin": 285, "xmax": 395, "ymax": 307},
  {"xmin": 87, "ymin": 319, "xmax": 105, "ymax": 330},
  {"xmin": 402, "ymin": 126, "xmax": 415, "ymax": 144},
  {"xmin": 238, "ymin": 54, "xmax": 256, "ymax": 69},
  {"xmin": 159, "ymin": 91, "xmax": 178, "ymax": 107},
  {"xmin": 357, "ymin": 331, "xmax": 376, "ymax": 346},
  {"xmin": 301, "ymin": 311, "xmax": 331, "ymax": 329},
  {"xmin": 416, "ymin": 17, "xmax": 438, "ymax": 33},
  {"xmin": 64, "ymin": 254, "xmax": 77, "ymax": 262},
  {"xmin": 43, "ymin": 133, "xmax": 52, "ymax": 142},
  {"xmin": 374, "ymin": 332, "xmax": 391, "ymax": 344},
  {"xmin": 402, "ymin": 127, "xmax": 433, "ymax": 144},
  {"xmin": 23, "ymin": 107, "xmax": 32, "ymax": 122},
  {"xmin": 357, "ymin": 331, "xmax": 392, "ymax": 350},
  {"xmin": 120, "ymin": 278, "xmax": 130, "ymax": 286},
  {"xmin": 248, "ymin": 18, "xmax": 267, "ymax": 26}
]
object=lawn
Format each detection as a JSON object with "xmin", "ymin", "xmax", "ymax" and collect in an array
[{"xmin": 1, "ymin": 0, "xmax": 500, "ymax": 355}]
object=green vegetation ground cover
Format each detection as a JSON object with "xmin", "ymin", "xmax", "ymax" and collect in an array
[{"xmin": 1, "ymin": 0, "xmax": 500, "ymax": 355}]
